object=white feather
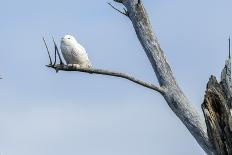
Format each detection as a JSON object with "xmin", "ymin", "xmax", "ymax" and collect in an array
[{"xmin": 60, "ymin": 35, "xmax": 92, "ymax": 68}]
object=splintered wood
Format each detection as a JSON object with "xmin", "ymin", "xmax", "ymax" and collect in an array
[{"xmin": 202, "ymin": 59, "xmax": 232, "ymax": 155}]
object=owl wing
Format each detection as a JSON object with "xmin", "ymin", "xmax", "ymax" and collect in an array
[{"xmin": 71, "ymin": 44, "xmax": 91, "ymax": 66}]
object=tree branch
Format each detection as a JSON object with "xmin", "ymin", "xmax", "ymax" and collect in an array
[{"xmin": 47, "ymin": 64, "xmax": 165, "ymax": 94}]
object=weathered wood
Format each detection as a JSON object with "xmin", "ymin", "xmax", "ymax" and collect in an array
[
  {"xmin": 202, "ymin": 58, "xmax": 232, "ymax": 155},
  {"xmin": 221, "ymin": 58, "xmax": 232, "ymax": 109},
  {"xmin": 114, "ymin": 0, "xmax": 212, "ymax": 154}
]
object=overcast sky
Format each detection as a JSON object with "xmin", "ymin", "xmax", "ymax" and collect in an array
[{"xmin": 0, "ymin": 0, "xmax": 232, "ymax": 155}]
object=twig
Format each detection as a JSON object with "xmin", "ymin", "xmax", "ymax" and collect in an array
[
  {"xmin": 52, "ymin": 37, "xmax": 64, "ymax": 65},
  {"xmin": 108, "ymin": 2, "xmax": 129, "ymax": 17},
  {"xmin": 42, "ymin": 37, "xmax": 52, "ymax": 65},
  {"xmin": 52, "ymin": 37, "xmax": 57, "ymax": 66},
  {"xmin": 47, "ymin": 64, "xmax": 165, "ymax": 94},
  {"xmin": 113, "ymin": 0, "xmax": 123, "ymax": 3}
]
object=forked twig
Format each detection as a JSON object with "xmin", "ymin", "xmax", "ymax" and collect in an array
[{"xmin": 108, "ymin": 2, "xmax": 129, "ymax": 17}]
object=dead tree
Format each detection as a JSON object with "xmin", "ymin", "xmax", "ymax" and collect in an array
[
  {"xmin": 44, "ymin": 0, "xmax": 232, "ymax": 154},
  {"xmin": 201, "ymin": 40, "xmax": 232, "ymax": 154}
]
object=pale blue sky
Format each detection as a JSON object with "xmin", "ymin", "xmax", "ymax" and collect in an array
[{"xmin": 0, "ymin": 0, "xmax": 232, "ymax": 155}]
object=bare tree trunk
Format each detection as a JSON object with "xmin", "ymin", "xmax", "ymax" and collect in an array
[{"xmin": 114, "ymin": 0, "xmax": 213, "ymax": 154}]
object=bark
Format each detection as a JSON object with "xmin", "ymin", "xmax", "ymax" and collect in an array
[{"xmin": 202, "ymin": 58, "xmax": 232, "ymax": 155}]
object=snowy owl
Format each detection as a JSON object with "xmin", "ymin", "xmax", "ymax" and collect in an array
[{"xmin": 60, "ymin": 35, "xmax": 92, "ymax": 68}]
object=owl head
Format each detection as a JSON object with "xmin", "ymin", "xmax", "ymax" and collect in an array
[{"xmin": 61, "ymin": 35, "xmax": 78, "ymax": 46}]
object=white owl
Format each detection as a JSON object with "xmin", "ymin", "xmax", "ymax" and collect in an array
[{"xmin": 60, "ymin": 35, "xmax": 92, "ymax": 68}]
